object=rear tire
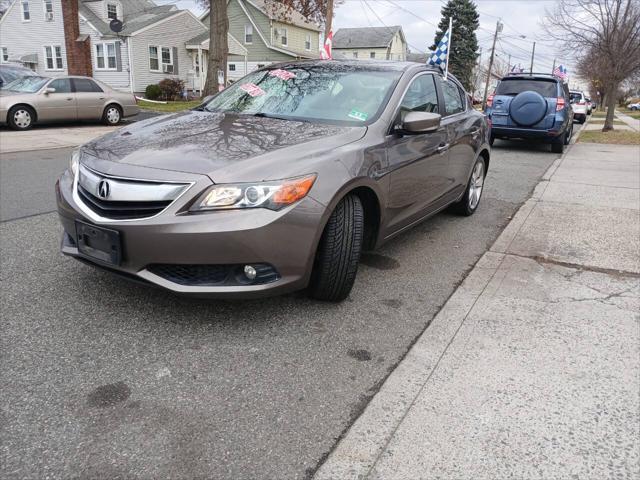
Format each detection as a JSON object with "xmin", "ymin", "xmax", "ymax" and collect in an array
[
  {"xmin": 551, "ymin": 140, "xmax": 564, "ymax": 153},
  {"xmin": 102, "ymin": 104, "xmax": 122, "ymax": 125},
  {"xmin": 564, "ymin": 123, "xmax": 573, "ymax": 145},
  {"xmin": 308, "ymin": 194, "xmax": 364, "ymax": 302},
  {"xmin": 8, "ymin": 105, "xmax": 35, "ymax": 130},
  {"xmin": 452, "ymin": 156, "xmax": 486, "ymax": 216}
]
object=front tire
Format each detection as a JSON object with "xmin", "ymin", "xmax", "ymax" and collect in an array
[
  {"xmin": 8, "ymin": 105, "xmax": 35, "ymax": 130},
  {"xmin": 452, "ymin": 157, "xmax": 486, "ymax": 216},
  {"xmin": 308, "ymin": 194, "xmax": 364, "ymax": 302},
  {"xmin": 102, "ymin": 104, "xmax": 122, "ymax": 125}
]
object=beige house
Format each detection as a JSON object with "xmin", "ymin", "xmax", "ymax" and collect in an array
[
  {"xmin": 197, "ymin": 0, "xmax": 321, "ymax": 83},
  {"xmin": 333, "ymin": 26, "xmax": 407, "ymax": 61}
]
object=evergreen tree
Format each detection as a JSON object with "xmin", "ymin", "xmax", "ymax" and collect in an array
[{"xmin": 431, "ymin": 0, "xmax": 480, "ymax": 91}]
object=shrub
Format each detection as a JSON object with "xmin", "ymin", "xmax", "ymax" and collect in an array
[
  {"xmin": 145, "ymin": 84, "xmax": 162, "ymax": 100},
  {"xmin": 158, "ymin": 78, "xmax": 185, "ymax": 101}
]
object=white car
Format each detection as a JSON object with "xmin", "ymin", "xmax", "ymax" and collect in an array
[
  {"xmin": 570, "ymin": 91, "xmax": 588, "ymax": 123},
  {"xmin": 628, "ymin": 102, "xmax": 640, "ymax": 111}
]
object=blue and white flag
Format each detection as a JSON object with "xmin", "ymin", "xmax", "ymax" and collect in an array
[{"xmin": 428, "ymin": 28, "xmax": 450, "ymax": 69}]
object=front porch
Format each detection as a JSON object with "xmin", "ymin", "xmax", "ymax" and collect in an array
[{"xmin": 185, "ymin": 32, "xmax": 249, "ymax": 93}]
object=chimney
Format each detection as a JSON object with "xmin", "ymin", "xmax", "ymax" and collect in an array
[{"xmin": 61, "ymin": 0, "xmax": 92, "ymax": 76}]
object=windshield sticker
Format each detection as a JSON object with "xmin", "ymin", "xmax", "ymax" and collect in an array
[
  {"xmin": 269, "ymin": 69, "xmax": 297, "ymax": 81},
  {"xmin": 348, "ymin": 109, "xmax": 368, "ymax": 122},
  {"xmin": 240, "ymin": 83, "xmax": 266, "ymax": 97}
]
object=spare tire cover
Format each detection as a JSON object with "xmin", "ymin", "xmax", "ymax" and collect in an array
[{"xmin": 509, "ymin": 91, "xmax": 548, "ymax": 127}]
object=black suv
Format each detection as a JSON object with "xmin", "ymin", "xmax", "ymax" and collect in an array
[{"xmin": 484, "ymin": 73, "xmax": 574, "ymax": 153}]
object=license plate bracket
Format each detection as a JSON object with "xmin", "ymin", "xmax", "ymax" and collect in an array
[{"xmin": 75, "ymin": 221, "xmax": 121, "ymax": 266}]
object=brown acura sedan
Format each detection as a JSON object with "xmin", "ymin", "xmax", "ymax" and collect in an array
[{"xmin": 56, "ymin": 60, "xmax": 490, "ymax": 301}]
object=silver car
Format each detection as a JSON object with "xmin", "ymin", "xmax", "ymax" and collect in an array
[{"xmin": 0, "ymin": 75, "xmax": 139, "ymax": 130}]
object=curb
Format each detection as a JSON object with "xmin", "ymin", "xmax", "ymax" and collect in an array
[{"xmin": 314, "ymin": 121, "xmax": 586, "ymax": 480}]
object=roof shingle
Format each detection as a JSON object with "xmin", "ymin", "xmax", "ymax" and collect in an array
[{"xmin": 333, "ymin": 26, "xmax": 403, "ymax": 49}]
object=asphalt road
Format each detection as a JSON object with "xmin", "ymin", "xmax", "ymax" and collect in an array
[{"xmin": 1, "ymin": 138, "xmax": 560, "ymax": 479}]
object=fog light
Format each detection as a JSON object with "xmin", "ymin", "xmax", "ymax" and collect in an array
[{"xmin": 244, "ymin": 265, "xmax": 257, "ymax": 281}]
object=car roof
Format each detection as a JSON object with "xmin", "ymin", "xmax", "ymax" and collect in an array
[{"xmin": 501, "ymin": 74, "xmax": 560, "ymax": 82}]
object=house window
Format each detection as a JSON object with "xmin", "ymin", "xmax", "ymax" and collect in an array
[
  {"xmin": 1, "ymin": 47, "xmax": 8, "ymax": 63},
  {"xmin": 305, "ymin": 34, "xmax": 311, "ymax": 50},
  {"xmin": 107, "ymin": 3, "xmax": 118, "ymax": 20},
  {"xmin": 149, "ymin": 45, "xmax": 173, "ymax": 72},
  {"xmin": 43, "ymin": 0, "xmax": 53, "ymax": 20},
  {"xmin": 370, "ymin": 52, "xmax": 375, "ymax": 59},
  {"xmin": 44, "ymin": 45, "xmax": 63, "ymax": 70},
  {"xmin": 244, "ymin": 24, "xmax": 253, "ymax": 44},
  {"xmin": 352, "ymin": 51, "xmax": 358, "ymax": 58},
  {"xmin": 280, "ymin": 28, "xmax": 288, "ymax": 46},
  {"xmin": 95, "ymin": 42, "xmax": 116, "ymax": 70},
  {"xmin": 21, "ymin": 1, "xmax": 30, "ymax": 21},
  {"xmin": 229, "ymin": 64, "xmax": 236, "ymax": 71}
]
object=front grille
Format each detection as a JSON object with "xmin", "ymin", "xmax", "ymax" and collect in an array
[
  {"xmin": 78, "ymin": 184, "xmax": 171, "ymax": 220},
  {"xmin": 148, "ymin": 263, "xmax": 280, "ymax": 286}
]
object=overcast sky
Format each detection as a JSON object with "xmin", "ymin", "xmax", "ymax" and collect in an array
[{"xmin": 160, "ymin": 0, "xmax": 578, "ymax": 82}]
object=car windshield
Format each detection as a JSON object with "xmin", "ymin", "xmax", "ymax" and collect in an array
[
  {"xmin": 2, "ymin": 76, "xmax": 49, "ymax": 92},
  {"xmin": 496, "ymin": 79, "xmax": 558, "ymax": 98},
  {"xmin": 203, "ymin": 64, "xmax": 403, "ymax": 125}
]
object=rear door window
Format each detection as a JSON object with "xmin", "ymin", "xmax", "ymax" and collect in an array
[
  {"xmin": 496, "ymin": 79, "xmax": 557, "ymax": 98},
  {"xmin": 74, "ymin": 78, "xmax": 103, "ymax": 93},
  {"xmin": 441, "ymin": 78, "xmax": 465, "ymax": 115},
  {"xmin": 570, "ymin": 92, "xmax": 583, "ymax": 103}
]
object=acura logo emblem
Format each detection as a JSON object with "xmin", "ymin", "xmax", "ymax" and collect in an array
[{"xmin": 97, "ymin": 180, "xmax": 111, "ymax": 199}]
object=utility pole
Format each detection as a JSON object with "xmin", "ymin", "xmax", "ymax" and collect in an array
[
  {"xmin": 507, "ymin": 53, "xmax": 511, "ymax": 73},
  {"xmin": 482, "ymin": 20, "xmax": 502, "ymax": 110},
  {"xmin": 551, "ymin": 58, "xmax": 556, "ymax": 74},
  {"xmin": 529, "ymin": 41, "xmax": 536, "ymax": 73},
  {"xmin": 324, "ymin": 0, "xmax": 334, "ymax": 42}
]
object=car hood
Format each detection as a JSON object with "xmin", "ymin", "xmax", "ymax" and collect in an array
[{"xmin": 81, "ymin": 111, "xmax": 367, "ymax": 183}]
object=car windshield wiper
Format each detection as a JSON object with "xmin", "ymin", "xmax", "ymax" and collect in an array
[{"xmin": 251, "ymin": 112, "xmax": 290, "ymax": 120}]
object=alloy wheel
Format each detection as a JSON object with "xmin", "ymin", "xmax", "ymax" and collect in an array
[
  {"xmin": 14, "ymin": 109, "xmax": 32, "ymax": 129},
  {"xmin": 468, "ymin": 161, "xmax": 485, "ymax": 210}
]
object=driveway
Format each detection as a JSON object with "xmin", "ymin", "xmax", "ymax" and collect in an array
[{"xmin": 1, "ymin": 138, "xmax": 565, "ymax": 479}]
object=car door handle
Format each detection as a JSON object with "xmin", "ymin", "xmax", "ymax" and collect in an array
[
  {"xmin": 437, "ymin": 143, "xmax": 450, "ymax": 154},
  {"xmin": 66, "ymin": 97, "xmax": 73, "ymax": 101},
  {"xmin": 99, "ymin": 97, "xmax": 105, "ymax": 100}
]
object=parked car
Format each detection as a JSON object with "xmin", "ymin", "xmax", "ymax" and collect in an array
[
  {"xmin": 569, "ymin": 90, "xmax": 589, "ymax": 123},
  {"xmin": 628, "ymin": 101, "xmax": 640, "ymax": 111},
  {"xmin": 585, "ymin": 97, "xmax": 593, "ymax": 115},
  {"xmin": 0, "ymin": 63, "xmax": 37, "ymax": 88},
  {"xmin": 56, "ymin": 60, "xmax": 491, "ymax": 301},
  {"xmin": 484, "ymin": 73, "xmax": 573, "ymax": 153},
  {"xmin": 0, "ymin": 76, "xmax": 138, "ymax": 130}
]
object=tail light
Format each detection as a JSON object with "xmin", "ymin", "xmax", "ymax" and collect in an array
[
  {"xmin": 556, "ymin": 97, "xmax": 565, "ymax": 111},
  {"xmin": 486, "ymin": 94, "xmax": 494, "ymax": 108}
]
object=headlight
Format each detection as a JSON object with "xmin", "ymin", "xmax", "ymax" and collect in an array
[
  {"xmin": 190, "ymin": 174, "xmax": 316, "ymax": 211},
  {"xmin": 69, "ymin": 149, "xmax": 80, "ymax": 178}
]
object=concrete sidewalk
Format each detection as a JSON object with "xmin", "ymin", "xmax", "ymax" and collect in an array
[
  {"xmin": 316, "ymin": 142, "xmax": 639, "ymax": 479},
  {"xmin": 0, "ymin": 125, "xmax": 119, "ymax": 154},
  {"xmin": 615, "ymin": 110, "xmax": 640, "ymax": 131}
]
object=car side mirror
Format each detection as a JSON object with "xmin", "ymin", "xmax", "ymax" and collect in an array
[
  {"xmin": 44, "ymin": 87, "xmax": 56, "ymax": 94},
  {"xmin": 398, "ymin": 112, "xmax": 441, "ymax": 135}
]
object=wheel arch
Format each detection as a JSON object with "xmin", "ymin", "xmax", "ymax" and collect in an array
[{"xmin": 7, "ymin": 103, "xmax": 38, "ymax": 123}]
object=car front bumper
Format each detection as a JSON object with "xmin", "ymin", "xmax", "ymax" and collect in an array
[{"xmin": 56, "ymin": 168, "xmax": 327, "ymax": 298}]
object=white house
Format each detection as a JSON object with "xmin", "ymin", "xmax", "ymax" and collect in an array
[{"xmin": 0, "ymin": 0, "xmax": 221, "ymax": 93}]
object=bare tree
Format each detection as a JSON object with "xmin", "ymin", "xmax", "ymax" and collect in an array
[
  {"xmin": 544, "ymin": 0, "xmax": 640, "ymax": 131},
  {"xmin": 197, "ymin": 0, "xmax": 329, "ymax": 96}
]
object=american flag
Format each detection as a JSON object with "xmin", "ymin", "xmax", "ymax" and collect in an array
[
  {"xmin": 553, "ymin": 64, "xmax": 568, "ymax": 80},
  {"xmin": 320, "ymin": 30, "xmax": 333, "ymax": 60}
]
